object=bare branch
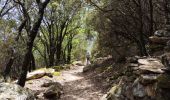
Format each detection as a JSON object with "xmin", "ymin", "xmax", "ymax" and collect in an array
[
  {"xmin": 42, "ymin": 0, "xmax": 50, "ymax": 8},
  {"xmin": 89, "ymin": 0, "xmax": 114, "ymax": 12},
  {"xmin": 0, "ymin": 0, "xmax": 15, "ymax": 18}
]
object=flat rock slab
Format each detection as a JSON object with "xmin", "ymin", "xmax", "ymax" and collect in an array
[
  {"xmin": 139, "ymin": 65, "xmax": 164, "ymax": 74},
  {"xmin": 140, "ymin": 74, "xmax": 158, "ymax": 85},
  {"xmin": 27, "ymin": 68, "xmax": 54, "ymax": 80},
  {"xmin": 149, "ymin": 36, "xmax": 170, "ymax": 44},
  {"xmin": 138, "ymin": 58, "xmax": 165, "ymax": 74},
  {"xmin": 138, "ymin": 58, "xmax": 164, "ymax": 68}
]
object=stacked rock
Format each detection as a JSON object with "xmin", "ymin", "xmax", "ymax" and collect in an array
[
  {"xmin": 149, "ymin": 29, "xmax": 170, "ymax": 55},
  {"xmin": 149, "ymin": 30, "xmax": 170, "ymax": 44},
  {"xmin": 101, "ymin": 57, "xmax": 170, "ymax": 100},
  {"xmin": 149, "ymin": 11, "xmax": 170, "ymax": 54}
]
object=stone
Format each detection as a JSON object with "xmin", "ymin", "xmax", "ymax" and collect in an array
[
  {"xmin": 105, "ymin": 85, "xmax": 121, "ymax": 100},
  {"xmin": 138, "ymin": 58, "xmax": 165, "ymax": 74},
  {"xmin": 145, "ymin": 85, "xmax": 156, "ymax": 98},
  {"xmin": 0, "ymin": 83, "xmax": 35, "ymax": 100},
  {"xmin": 149, "ymin": 36, "xmax": 170, "ymax": 44},
  {"xmin": 139, "ymin": 74, "xmax": 157, "ymax": 85},
  {"xmin": 26, "ymin": 68, "xmax": 54, "ymax": 81},
  {"xmin": 83, "ymin": 64, "xmax": 94, "ymax": 72},
  {"xmin": 133, "ymin": 83, "xmax": 146, "ymax": 98},
  {"xmin": 41, "ymin": 81, "xmax": 62, "ymax": 89},
  {"xmin": 139, "ymin": 65, "xmax": 164, "ymax": 74},
  {"xmin": 166, "ymin": 40, "xmax": 170, "ymax": 46},
  {"xmin": 127, "ymin": 63, "xmax": 139, "ymax": 68},
  {"xmin": 154, "ymin": 30, "xmax": 170, "ymax": 37},
  {"xmin": 124, "ymin": 85, "xmax": 134, "ymax": 100},
  {"xmin": 100, "ymin": 94, "xmax": 108, "ymax": 100},
  {"xmin": 149, "ymin": 43, "xmax": 165, "ymax": 56},
  {"xmin": 132, "ymin": 67, "xmax": 139, "ymax": 71},
  {"xmin": 161, "ymin": 68, "xmax": 170, "ymax": 73},
  {"xmin": 138, "ymin": 58, "xmax": 164, "ymax": 67},
  {"xmin": 43, "ymin": 83, "xmax": 63, "ymax": 99}
]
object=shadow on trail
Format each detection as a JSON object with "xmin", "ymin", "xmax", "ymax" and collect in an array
[
  {"xmin": 25, "ymin": 64, "xmax": 109, "ymax": 100},
  {"xmin": 60, "ymin": 65, "xmax": 109, "ymax": 100}
]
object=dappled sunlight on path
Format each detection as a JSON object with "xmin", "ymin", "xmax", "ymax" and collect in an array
[
  {"xmin": 59, "ymin": 65, "xmax": 104, "ymax": 100},
  {"xmin": 55, "ymin": 66, "xmax": 84, "ymax": 84},
  {"xmin": 25, "ymin": 65, "xmax": 106, "ymax": 100}
]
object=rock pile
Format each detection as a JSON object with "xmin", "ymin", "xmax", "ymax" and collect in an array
[
  {"xmin": 102, "ymin": 56, "xmax": 170, "ymax": 100},
  {"xmin": 149, "ymin": 30, "xmax": 170, "ymax": 44},
  {"xmin": 149, "ymin": 29, "xmax": 170, "ymax": 55}
]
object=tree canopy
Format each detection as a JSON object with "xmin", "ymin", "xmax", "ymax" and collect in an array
[{"xmin": 0, "ymin": 0, "xmax": 170, "ymax": 88}]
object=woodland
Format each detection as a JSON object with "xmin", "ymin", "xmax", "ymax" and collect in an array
[{"xmin": 0, "ymin": 0, "xmax": 170, "ymax": 100}]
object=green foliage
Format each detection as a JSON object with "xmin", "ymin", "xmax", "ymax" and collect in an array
[{"xmin": 89, "ymin": 0, "xmax": 162, "ymax": 58}]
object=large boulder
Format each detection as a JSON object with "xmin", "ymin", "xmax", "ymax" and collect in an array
[
  {"xmin": 0, "ymin": 83, "xmax": 35, "ymax": 100},
  {"xmin": 26, "ymin": 68, "xmax": 54, "ymax": 81},
  {"xmin": 43, "ymin": 82, "xmax": 63, "ymax": 99}
]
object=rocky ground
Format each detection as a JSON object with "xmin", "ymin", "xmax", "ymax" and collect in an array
[
  {"xmin": 1, "ymin": 54, "xmax": 170, "ymax": 100},
  {"xmin": 25, "ymin": 63, "xmax": 109, "ymax": 100},
  {"xmin": 101, "ymin": 56, "xmax": 170, "ymax": 100}
]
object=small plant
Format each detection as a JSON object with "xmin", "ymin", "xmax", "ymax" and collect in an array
[{"xmin": 52, "ymin": 72, "xmax": 61, "ymax": 76}]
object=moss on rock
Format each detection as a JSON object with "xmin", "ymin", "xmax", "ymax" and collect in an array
[{"xmin": 52, "ymin": 72, "xmax": 61, "ymax": 76}]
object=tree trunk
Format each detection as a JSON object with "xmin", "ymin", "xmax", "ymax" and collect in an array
[
  {"xmin": 49, "ymin": 51, "xmax": 55, "ymax": 67},
  {"xmin": 28, "ymin": 52, "xmax": 36, "ymax": 72},
  {"xmin": 164, "ymin": 0, "xmax": 170, "ymax": 28},
  {"xmin": 17, "ymin": 46, "xmax": 32, "ymax": 87},
  {"xmin": 139, "ymin": 0, "xmax": 148, "ymax": 56},
  {"xmin": 67, "ymin": 38, "xmax": 73, "ymax": 64},
  {"xmin": 3, "ymin": 48, "xmax": 15, "ymax": 81},
  {"xmin": 17, "ymin": 1, "xmax": 50, "ymax": 87},
  {"xmin": 56, "ymin": 42, "xmax": 62, "ymax": 65},
  {"xmin": 149, "ymin": 0, "xmax": 154, "ymax": 36}
]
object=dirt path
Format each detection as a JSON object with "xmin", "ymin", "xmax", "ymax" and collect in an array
[
  {"xmin": 60, "ymin": 65, "xmax": 105, "ymax": 100},
  {"xmin": 25, "ymin": 65, "xmax": 106, "ymax": 100}
]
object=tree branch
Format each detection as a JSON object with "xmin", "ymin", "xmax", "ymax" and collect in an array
[{"xmin": 89, "ymin": 0, "xmax": 114, "ymax": 12}]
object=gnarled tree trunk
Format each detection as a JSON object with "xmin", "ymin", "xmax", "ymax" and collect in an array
[{"xmin": 17, "ymin": 0, "xmax": 50, "ymax": 87}]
